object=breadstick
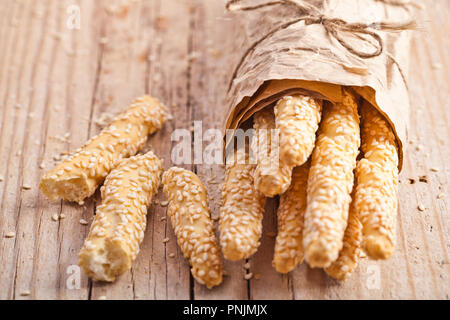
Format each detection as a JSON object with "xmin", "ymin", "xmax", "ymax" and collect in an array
[
  {"xmin": 303, "ymin": 90, "xmax": 360, "ymax": 268},
  {"xmin": 219, "ymin": 147, "xmax": 266, "ymax": 261},
  {"xmin": 273, "ymin": 161, "xmax": 309, "ymax": 273},
  {"xmin": 274, "ymin": 95, "xmax": 322, "ymax": 167},
  {"xmin": 324, "ymin": 193, "xmax": 362, "ymax": 281},
  {"xmin": 40, "ymin": 95, "xmax": 167, "ymax": 204},
  {"xmin": 252, "ymin": 107, "xmax": 293, "ymax": 197},
  {"xmin": 78, "ymin": 151, "xmax": 163, "ymax": 282},
  {"xmin": 162, "ymin": 167, "xmax": 222, "ymax": 288},
  {"xmin": 354, "ymin": 104, "xmax": 399, "ymax": 259}
]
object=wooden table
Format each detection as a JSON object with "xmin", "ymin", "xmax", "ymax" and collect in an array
[{"xmin": 0, "ymin": 0, "xmax": 448, "ymax": 300}]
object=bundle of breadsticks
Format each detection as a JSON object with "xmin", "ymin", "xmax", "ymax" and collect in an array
[
  {"xmin": 40, "ymin": 95, "xmax": 223, "ymax": 288},
  {"xmin": 220, "ymin": 0, "xmax": 412, "ymax": 281},
  {"xmin": 219, "ymin": 88, "xmax": 399, "ymax": 281}
]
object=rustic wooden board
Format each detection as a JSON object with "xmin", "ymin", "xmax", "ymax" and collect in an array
[{"xmin": 0, "ymin": 0, "xmax": 448, "ymax": 300}]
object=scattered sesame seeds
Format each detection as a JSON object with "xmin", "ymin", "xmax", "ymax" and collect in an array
[
  {"xmin": 419, "ymin": 176, "xmax": 428, "ymax": 183},
  {"xmin": 39, "ymin": 95, "xmax": 167, "ymax": 204},
  {"xmin": 5, "ymin": 232, "xmax": 16, "ymax": 238}
]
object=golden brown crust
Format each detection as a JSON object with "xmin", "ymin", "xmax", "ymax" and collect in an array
[
  {"xmin": 219, "ymin": 147, "xmax": 266, "ymax": 261},
  {"xmin": 273, "ymin": 162, "xmax": 309, "ymax": 273},
  {"xmin": 275, "ymin": 95, "xmax": 322, "ymax": 167},
  {"xmin": 325, "ymin": 192, "xmax": 362, "ymax": 281},
  {"xmin": 355, "ymin": 104, "xmax": 399, "ymax": 260},
  {"xmin": 252, "ymin": 107, "xmax": 293, "ymax": 197},
  {"xmin": 162, "ymin": 167, "xmax": 222, "ymax": 289},
  {"xmin": 40, "ymin": 95, "xmax": 167, "ymax": 204}
]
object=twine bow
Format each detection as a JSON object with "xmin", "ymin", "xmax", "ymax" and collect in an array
[{"xmin": 226, "ymin": 0, "xmax": 416, "ymax": 90}]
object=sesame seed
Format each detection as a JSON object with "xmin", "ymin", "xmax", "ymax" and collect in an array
[
  {"xmin": 52, "ymin": 214, "xmax": 59, "ymax": 221},
  {"xmin": 20, "ymin": 290, "xmax": 31, "ymax": 296},
  {"xmin": 160, "ymin": 200, "xmax": 168, "ymax": 207},
  {"xmin": 22, "ymin": 184, "xmax": 31, "ymax": 190},
  {"xmin": 5, "ymin": 232, "xmax": 16, "ymax": 238},
  {"xmin": 437, "ymin": 193, "xmax": 445, "ymax": 199},
  {"xmin": 169, "ymin": 253, "xmax": 175, "ymax": 258},
  {"xmin": 162, "ymin": 237, "xmax": 170, "ymax": 243},
  {"xmin": 79, "ymin": 219, "xmax": 89, "ymax": 225},
  {"xmin": 418, "ymin": 204, "xmax": 425, "ymax": 211},
  {"xmin": 98, "ymin": 295, "xmax": 107, "ymax": 300},
  {"xmin": 430, "ymin": 167, "xmax": 439, "ymax": 172}
]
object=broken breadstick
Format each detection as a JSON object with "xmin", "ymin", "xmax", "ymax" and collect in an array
[
  {"xmin": 219, "ymin": 147, "xmax": 266, "ymax": 261},
  {"xmin": 274, "ymin": 95, "xmax": 322, "ymax": 167},
  {"xmin": 303, "ymin": 89, "xmax": 360, "ymax": 268},
  {"xmin": 252, "ymin": 107, "xmax": 293, "ymax": 197},
  {"xmin": 354, "ymin": 104, "xmax": 399, "ymax": 259},
  {"xmin": 162, "ymin": 167, "xmax": 222, "ymax": 288},
  {"xmin": 273, "ymin": 161, "xmax": 309, "ymax": 273},
  {"xmin": 324, "ymin": 192, "xmax": 362, "ymax": 281},
  {"xmin": 78, "ymin": 151, "xmax": 163, "ymax": 282},
  {"xmin": 40, "ymin": 95, "xmax": 167, "ymax": 204}
]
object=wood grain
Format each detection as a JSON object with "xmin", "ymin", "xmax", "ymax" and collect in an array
[{"xmin": 0, "ymin": 0, "xmax": 448, "ymax": 300}]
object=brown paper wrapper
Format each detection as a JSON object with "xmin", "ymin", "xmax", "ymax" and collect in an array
[{"xmin": 223, "ymin": 0, "xmax": 413, "ymax": 170}]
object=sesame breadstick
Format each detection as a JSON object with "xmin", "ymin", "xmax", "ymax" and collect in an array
[
  {"xmin": 219, "ymin": 147, "xmax": 266, "ymax": 261},
  {"xmin": 162, "ymin": 167, "xmax": 222, "ymax": 289},
  {"xmin": 274, "ymin": 95, "xmax": 322, "ymax": 167},
  {"xmin": 78, "ymin": 151, "xmax": 163, "ymax": 282},
  {"xmin": 354, "ymin": 104, "xmax": 399, "ymax": 259},
  {"xmin": 40, "ymin": 95, "xmax": 167, "ymax": 204},
  {"xmin": 272, "ymin": 161, "xmax": 309, "ymax": 273},
  {"xmin": 324, "ymin": 193, "xmax": 362, "ymax": 281},
  {"xmin": 252, "ymin": 107, "xmax": 293, "ymax": 197},
  {"xmin": 303, "ymin": 90, "xmax": 360, "ymax": 268}
]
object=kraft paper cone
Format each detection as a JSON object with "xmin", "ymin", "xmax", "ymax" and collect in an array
[{"xmin": 223, "ymin": 0, "xmax": 415, "ymax": 170}]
